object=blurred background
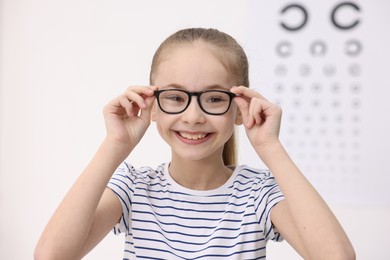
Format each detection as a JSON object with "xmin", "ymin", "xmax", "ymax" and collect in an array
[{"xmin": 1, "ymin": 0, "xmax": 389, "ymax": 259}]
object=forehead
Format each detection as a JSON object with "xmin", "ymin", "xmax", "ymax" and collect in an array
[{"xmin": 153, "ymin": 43, "xmax": 235, "ymax": 90}]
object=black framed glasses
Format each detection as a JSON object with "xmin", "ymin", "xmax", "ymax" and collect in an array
[{"xmin": 154, "ymin": 89, "xmax": 237, "ymax": 115}]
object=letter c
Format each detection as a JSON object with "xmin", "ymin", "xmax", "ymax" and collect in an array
[
  {"xmin": 280, "ymin": 4, "xmax": 308, "ymax": 31},
  {"xmin": 331, "ymin": 2, "xmax": 361, "ymax": 30}
]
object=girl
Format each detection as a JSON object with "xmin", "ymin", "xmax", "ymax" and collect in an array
[{"xmin": 35, "ymin": 28, "xmax": 355, "ymax": 259}]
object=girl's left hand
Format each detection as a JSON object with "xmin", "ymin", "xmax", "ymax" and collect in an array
[{"xmin": 231, "ymin": 86, "xmax": 282, "ymax": 151}]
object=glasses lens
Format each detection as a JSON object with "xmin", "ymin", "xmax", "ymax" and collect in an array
[
  {"xmin": 158, "ymin": 90, "xmax": 189, "ymax": 113},
  {"xmin": 200, "ymin": 91, "xmax": 232, "ymax": 115}
]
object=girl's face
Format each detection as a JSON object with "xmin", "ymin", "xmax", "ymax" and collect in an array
[{"xmin": 152, "ymin": 42, "xmax": 241, "ymax": 163}]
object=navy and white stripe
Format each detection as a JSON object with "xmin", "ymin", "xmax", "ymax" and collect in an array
[{"xmin": 107, "ymin": 162, "xmax": 284, "ymax": 259}]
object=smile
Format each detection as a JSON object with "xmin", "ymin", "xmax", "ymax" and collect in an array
[{"xmin": 178, "ymin": 132, "xmax": 209, "ymax": 140}]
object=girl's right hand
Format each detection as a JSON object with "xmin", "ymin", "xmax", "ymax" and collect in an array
[{"xmin": 102, "ymin": 86, "xmax": 157, "ymax": 151}]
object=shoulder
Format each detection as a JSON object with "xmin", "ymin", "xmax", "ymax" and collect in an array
[
  {"xmin": 234, "ymin": 165, "xmax": 281, "ymax": 197},
  {"xmin": 111, "ymin": 162, "xmax": 166, "ymax": 184},
  {"xmin": 235, "ymin": 165, "xmax": 274, "ymax": 183},
  {"xmin": 117, "ymin": 162, "xmax": 164, "ymax": 175}
]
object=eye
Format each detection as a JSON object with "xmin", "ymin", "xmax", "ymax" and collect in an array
[
  {"xmin": 209, "ymin": 97, "xmax": 224, "ymax": 103},
  {"xmin": 165, "ymin": 95, "xmax": 185, "ymax": 102},
  {"xmin": 204, "ymin": 93, "xmax": 229, "ymax": 103},
  {"xmin": 160, "ymin": 90, "xmax": 187, "ymax": 103}
]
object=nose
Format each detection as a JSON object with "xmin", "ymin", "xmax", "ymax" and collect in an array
[{"xmin": 181, "ymin": 96, "xmax": 206, "ymax": 124}]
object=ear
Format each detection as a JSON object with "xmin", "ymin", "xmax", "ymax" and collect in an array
[
  {"xmin": 234, "ymin": 108, "xmax": 243, "ymax": 125},
  {"xmin": 151, "ymin": 101, "xmax": 157, "ymax": 122}
]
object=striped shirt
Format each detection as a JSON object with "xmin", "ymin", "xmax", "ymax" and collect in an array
[{"xmin": 107, "ymin": 162, "xmax": 284, "ymax": 259}]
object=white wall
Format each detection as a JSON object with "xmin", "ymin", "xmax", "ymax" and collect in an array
[{"xmin": 0, "ymin": 1, "xmax": 389, "ymax": 259}]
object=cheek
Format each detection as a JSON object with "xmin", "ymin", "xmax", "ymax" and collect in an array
[
  {"xmin": 214, "ymin": 115, "xmax": 236, "ymax": 135},
  {"xmin": 155, "ymin": 112, "xmax": 175, "ymax": 135},
  {"xmin": 155, "ymin": 120, "xmax": 170, "ymax": 144}
]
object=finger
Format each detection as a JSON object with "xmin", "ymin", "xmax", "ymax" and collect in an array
[
  {"xmin": 246, "ymin": 115, "xmax": 255, "ymax": 129},
  {"xmin": 230, "ymin": 86, "xmax": 267, "ymax": 101},
  {"xmin": 139, "ymin": 95, "xmax": 155, "ymax": 122},
  {"xmin": 103, "ymin": 96, "xmax": 125, "ymax": 117},
  {"xmin": 138, "ymin": 86, "xmax": 157, "ymax": 98},
  {"xmin": 250, "ymin": 99, "xmax": 263, "ymax": 126},
  {"xmin": 127, "ymin": 86, "xmax": 156, "ymax": 96},
  {"xmin": 246, "ymin": 103, "xmax": 257, "ymax": 129},
  {"xmin": 232, "ymin": 96, "xmax": 250, "ymax": 126},
  {"xmin": 122, "ymin": 88, "xmax": 151, "ymax": 109},
  {"xmin": 148, "ymin": 85, "xmax": 159, "ymax": 92},
  {"xmin": 233, "ymin": 96, "xmax": 257, "ymax": 128},
  {"xmin": 231, "ymin": 87, "xmax": 259, "ymax": 128},
  {"xmin": 119, "ymin": 95, "xmax": 137, "ymax": 117}
]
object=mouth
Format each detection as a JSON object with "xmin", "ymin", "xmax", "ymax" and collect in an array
[{"xmin": 178, "ymin": 132, "xmax": 209, "ymax": 140}]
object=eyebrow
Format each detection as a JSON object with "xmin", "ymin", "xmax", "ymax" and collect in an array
[{"xmin": 160, "ymin": 83, "xmax": 229, "ymax": 91}]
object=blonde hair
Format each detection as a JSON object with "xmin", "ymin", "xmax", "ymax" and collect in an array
[{"xmin": 149, "ymin": 28, "xmax": 249, "ymax": 166}]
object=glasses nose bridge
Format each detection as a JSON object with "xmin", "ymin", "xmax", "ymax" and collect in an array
[{"xmin": 187, "ymin": 91, "xmax": 203, "ymax": 109}]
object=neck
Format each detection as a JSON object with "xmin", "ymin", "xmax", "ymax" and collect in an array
[{"xmin": 169, "ymin": 153, "xmax": 233, "ymax": 190}]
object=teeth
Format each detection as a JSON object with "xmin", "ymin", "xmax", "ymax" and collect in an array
[{"xmin": 179, "ymin": 132, "xmax": 207, "ymax": 140}]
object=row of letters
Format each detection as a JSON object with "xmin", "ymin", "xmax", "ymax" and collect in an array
[{"xmin": 280, "ymin": 2, "xmax": 361, "ymax": 31}]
